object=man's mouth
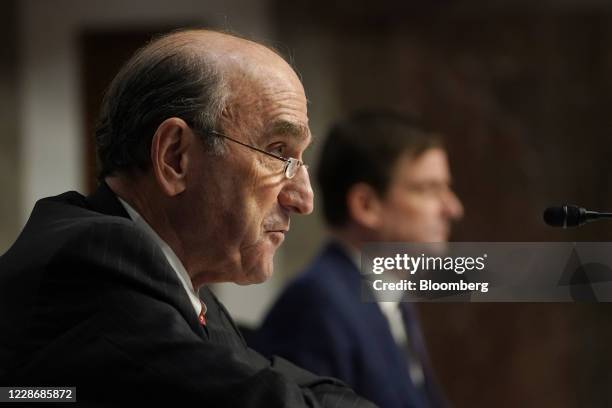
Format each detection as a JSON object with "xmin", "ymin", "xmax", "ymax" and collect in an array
[
  {"xmin": 266, "ymin": 227, "xmax": 289, "ymax": 233},
  {"xmin": 263, "ymin": 216, "xmax": 290, "ymax": 242},
  {"xmin": 265, "ymin": 227, "xmax": 289, "ymax": 237}
]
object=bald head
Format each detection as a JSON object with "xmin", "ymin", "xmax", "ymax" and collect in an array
[
  {"xmin": 95, "ymin": 28, "xmax": 302, "ymax": 179},
  {"xmin": 163, "ymin": 30, "xmax": 296, "ymax": 76},
  {"xmin": 151, "ymin": 30, "xmax": 306, "ymax": 130}
]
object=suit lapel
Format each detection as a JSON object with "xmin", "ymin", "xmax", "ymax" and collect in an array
[{"xmin": 199, "ymin": 286, "xmax": 248, "ymax": 348}]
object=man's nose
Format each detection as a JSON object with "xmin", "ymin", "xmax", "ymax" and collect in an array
[
  {"xmin": 278, "ymin": 166, "xmax": 314, "ymax": 215},
  {"xmin": 442, "ymin": 189, "xmax": 464, "ymax": 221}
]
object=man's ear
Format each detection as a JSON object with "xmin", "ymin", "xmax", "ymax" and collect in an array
[
  {"xmin": 346, "ymin": 183, "xmax": 384, "ymax": 229},
  {"xmin": 150, "ymin": 117, "xmax": 193, "ymax": 197}
]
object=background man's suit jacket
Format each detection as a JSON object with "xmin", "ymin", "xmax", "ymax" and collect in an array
[
  {"xmin": 0, "ymin": 183, "xmax": 375, "ymax": 407},
  {"xmin": 253, "ymin": 242, "xmax": 448, "ymax": 408}
]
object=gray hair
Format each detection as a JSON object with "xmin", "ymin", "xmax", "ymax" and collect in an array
[{"xmin": 95, "ymin": 30, "xmax": 228, "ymax": 180}]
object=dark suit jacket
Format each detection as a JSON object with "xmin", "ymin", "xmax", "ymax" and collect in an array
[
  {"xmin": 253, "ymin": 242, "xmax": 448, "ymax": 408},
  {"xmin": 0, "ymin": 184, "xmax": 376, "ymax": 407}
]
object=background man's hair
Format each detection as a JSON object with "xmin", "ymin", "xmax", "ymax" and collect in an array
[
  {"xmin": 94, "ymin": 29, "xmax": 228, "ymax": 180},
  {"xmin": 316, "ymin": 109, "xmax": 443, "ymax": 228}
]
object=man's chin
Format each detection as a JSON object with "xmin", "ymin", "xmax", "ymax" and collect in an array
[
  {"xmin": 236, "ymin": 269, "xmax": 273, "ymax": 285},
  {"xmin": 236, "ymin": 256, "xmax": 275, "ymax": 285}
]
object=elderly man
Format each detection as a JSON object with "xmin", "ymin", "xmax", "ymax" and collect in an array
[
  {"xmin": 0, "ymin": 30, "xmax": 375, "ymax": 407},
  {"xmin": 253, "ymin": 110, "xmax": 464, "ymax": 408}
]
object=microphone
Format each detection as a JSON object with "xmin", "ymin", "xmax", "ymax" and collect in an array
[{"xmin": 543, "ymin": 205, "xmax": 612, "ymax": 228}]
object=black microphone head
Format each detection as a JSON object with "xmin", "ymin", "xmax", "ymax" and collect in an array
[
  {"xmin": 543, "ymin": 206, "xmax": 565, "ymax": 227},
  {"xmin": 543, "ymin": 205, "xmax": 586, "ymax": 227},
  {"xmin": 565, "ymin": 205, "xmax": 585, "ymax": 227}
]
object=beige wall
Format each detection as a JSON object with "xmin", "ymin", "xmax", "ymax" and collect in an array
[{"xmin": 0, "ymin": 0, "xmax": 20, "ymax": 253}]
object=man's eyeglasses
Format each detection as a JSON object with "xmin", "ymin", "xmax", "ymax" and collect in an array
[{"xmin": 210, "ymin": 130, "xmax": 305, "ymax": 179}]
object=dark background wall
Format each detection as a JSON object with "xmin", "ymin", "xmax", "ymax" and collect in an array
[{"xmin": 269, "ymin": 1, "xmax": 612, "ymax": 407}]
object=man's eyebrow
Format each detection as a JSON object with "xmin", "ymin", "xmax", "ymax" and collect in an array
[{"xmin": 264, "ymin": 120, "xmax": 312, "ymax": 143}]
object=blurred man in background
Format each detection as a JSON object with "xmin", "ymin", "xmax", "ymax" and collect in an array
[{"xmin": 253, "ymin": 110, "xmax": 463, "ymax": 408}]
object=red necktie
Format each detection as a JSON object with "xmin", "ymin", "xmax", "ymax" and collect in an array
[{"xmin": 198, "ymin": 301, "xmax": 207, "ymax": 326}]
